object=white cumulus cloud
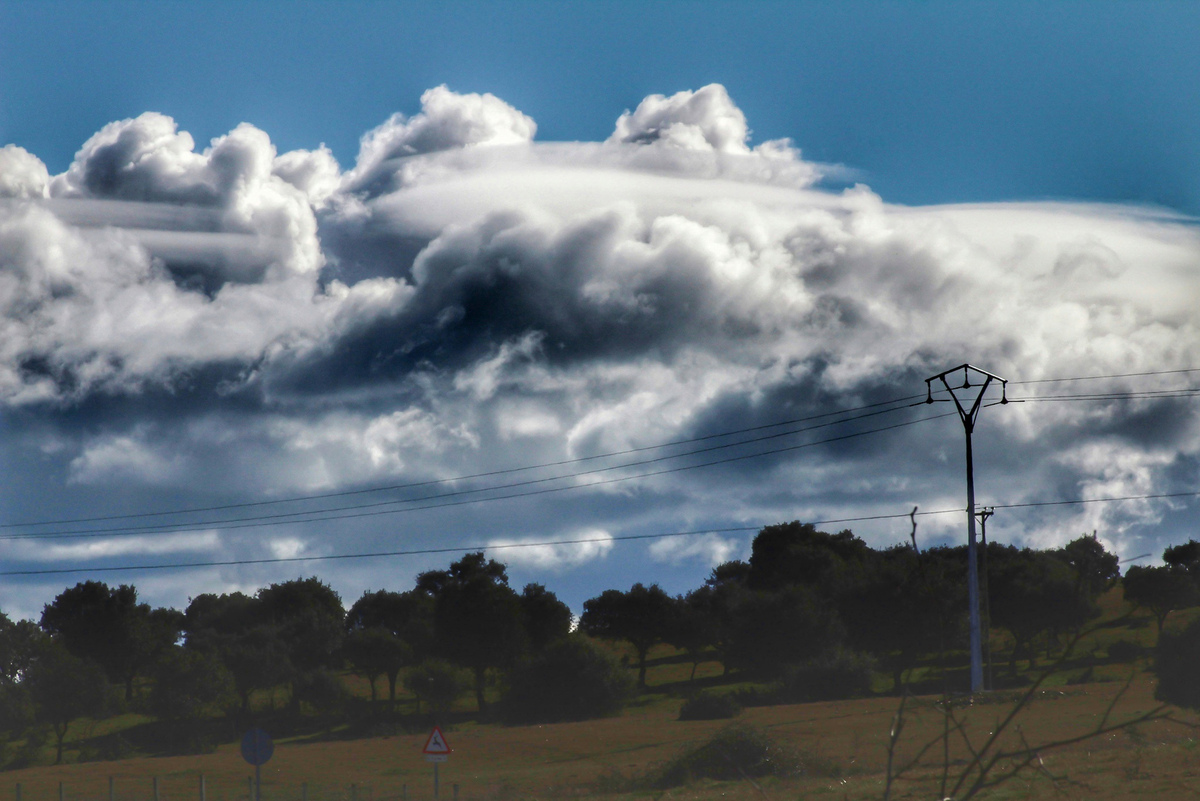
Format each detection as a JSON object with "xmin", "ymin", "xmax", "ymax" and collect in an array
[{"xmin": 487, "ymin": 529, "xmax": 614, "ymax": 571}]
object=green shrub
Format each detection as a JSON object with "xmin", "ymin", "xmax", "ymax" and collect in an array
[
  {"xmin": 406, "ymin": 660, "xmax": 470, "ymax": 716},
  {"xmin": 293, "ymin": 668, "xmax": 349, "ymax": 715},
  {"xmin": 150, "ymin": 647, "xmax": 235, "ymax": 721},
  {"xmin": 654, "ymin": 723, "xmax": 837, "ymax": 787},
  {"xmin": 77, "ymin": 733, "xmax": 137, "ymax": 762},
  {"xmin": 0, "ymin": 681, "xmax": 33, "ymax": 737},
  {"xmin": 501, "ymin": 635, "xmax": 632, "ymax": 724},
  {"xmin": 678, "ymin": 691, "xmax": 742, "ymax": 721},
  {"xmin": 1154, "ymin": 618, "xmax": 1200, "ymax": 710},
  {"xmin": 779, "ymin": 647, "xmax": 877, "ymax": 702},
  {"xmin": 1107, "ymin": 639, "xmax": 1142, "ymax": 663}
]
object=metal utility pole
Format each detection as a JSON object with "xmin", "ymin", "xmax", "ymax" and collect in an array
[
  {"xmin": 926, "ymin": 364, "xmax": 1009, "ymax": 694},
  {"xmin": 976, "ymin": 506, "xmax": 995, "ymax": 691}
]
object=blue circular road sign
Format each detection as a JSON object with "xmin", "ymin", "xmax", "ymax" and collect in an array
[{"xmin": 241, "ymin": 729, "xmax": 274, "ymax": 766}]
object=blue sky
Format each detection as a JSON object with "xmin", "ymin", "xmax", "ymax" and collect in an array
[
  {"xmin": 0, "ymin": 1, "xmax": 1198, "ymax": 618},
  {"xmin": 5, "ymin": 1, "xmax": 1199, "ymax": 211}
]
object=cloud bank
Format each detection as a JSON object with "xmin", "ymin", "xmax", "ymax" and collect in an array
[{"xmin": 1, "ymin": 83, "xmax": 1198, "ymax": 615}]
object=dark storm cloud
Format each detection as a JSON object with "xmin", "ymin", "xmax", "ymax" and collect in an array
[{"xmin": 1, "ymin": 84, "xmax": 1199, "ymax": 619}]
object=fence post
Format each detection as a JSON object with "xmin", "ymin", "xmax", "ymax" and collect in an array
[
  {"xmin": 15, "ymin": 783, "xmax": 21, "ymax": 801},
  {"xmin": 301, "ymin": 784, "xmax": 307, "ymax": 801},
  {"xmin": 153, "ymin": 777, "xmax": 160, "ymax": 801},
  {"xmin": 199, "ymin": 775, "xmax": 205, "ymax": 801},
  {"xmin": 247, "ymin": 777, "xmax": 253, "ymax": 801},
  {"xmin": 59, "ymin": 781, "xmax": 64, "ymax": 801},
  {"xmin": 109, "ymin": 776, "xmax": 115, "ymax": 801}
]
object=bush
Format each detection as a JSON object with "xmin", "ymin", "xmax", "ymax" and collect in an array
[
  {"xmin": 0, "ymin": 682, "xmax": 33, "ymax": 737},
  {"xmin": 406, "ymin": 660, "xmax": 470, "ymax": 716},
  {"xmin": 77, "ymin": 733, "xmax": 137, "ymax": 762},
  {"xmin": 1107, "ymin": 639, "xmax": 1142, "ymax": 663},
  {"xmin": 779, "ymin": 648, "xmax": 877, "ymax": 702},
  {"xmin": 678, "ymin": 691, "xmax": 742, "ymax": 721},
  {"xmin": 8, "ymin": 724, "xmax": 50, "ymax": 769},
  {"xmin": 654, "ymin": 723, "xmax": 837, "ymax": 787},
  {"xmin": 150, "ymin": 647, "xmax": 234, "ymax": 721},
  {"xmin": 155, "ymin": 726, "xmax": 219, "ymax": 756},
  {"xmin": 1154, "ymin": 618, "xmax": 1200, "ymax": 710},
  {"xmin": 293, "ymin": 669, "xmax": 349, "ymax": 715},
  {"xmin": 501, "ymin": 635, "xmax": 633, "ymax": 724}
]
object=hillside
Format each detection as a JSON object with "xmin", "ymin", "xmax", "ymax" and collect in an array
[{"xmin": 3, "ymin": 585, "xmax": 1197, "ymax": 800}]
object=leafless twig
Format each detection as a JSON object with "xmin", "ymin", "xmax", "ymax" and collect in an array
[{"xmin": 883, "ymin": 624, "xmax": 1178, "ymax": 800}]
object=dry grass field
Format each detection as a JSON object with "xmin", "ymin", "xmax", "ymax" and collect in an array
[{"xmin": 3, "ymin": 673, "xmax": 1197, "ymax": 801}]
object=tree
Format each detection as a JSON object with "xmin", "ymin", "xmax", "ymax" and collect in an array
[
  {"xmin": 183, "ymin": 593, "xmax": 291, "ymax": 714},
  {"xmin": 257, "ymin": 577, "xmax": 345, "ymax": 674},
  {"xmin": 1163, "ymin": 539, "xmax": 1200, "ymax": 579},
  {"xmin": 518, "ymin": 583, "xmax": 572, "ymax": 652},
  {"xmin": 219, "ymin": 627, "xmax": 293, "ymax": 714},
  {"xmin": 183, "ymin": 591, "xmax": 258, "ymax": 640},
  {"xmin": 24, "ymin": 640, "xmax": 107, "ymax": 764},
  {"xmin": 1054, "ymin": 533, "xmax": 1120, "ymax": 602},
  {"xmin": 405, "ymin": 660, "xmax": 470, "ymax": 717},
  {"xmin": 747, "ymin": 522, "xmax": 871, "ymax": 597},
  {"xmin": 149, "ymin": 646, "xmax": 234, "ymax": 721},
  {"xmin": 501, "ymin": 635, "xmax": 633, "ymax": 724},
  {"xmin": 724, "ymin": 586, "xmax": 845, "ymax": 678},
  {"xmin": 342, "ymin": 627, "xmax": 411, "ymax": 704},
  {"xmin": 345, "ymin": 589, "xmax": 433, "ymax": 707},
  {"xmin": 0, "ymin": 611, "xmax": 42, "ymax": 683},
  {"xmin": 256, "ymin": 578, "xmax": 345, "ymax": 711},
  {"xmin": 292, "ymin": 668, "xmax": 349, "ymax": 715},
  {"xmin": 691, "ymin": 561, "xmax": 753, "ymax": 675},
  {"xmin": 581, "ymin": 583, "xmax": 675, "ymax": 689},
  {"xmin": 0, "ymin": 613, "xmax": 36, "ymax": 741},
  {"xmin": 668, "ymin": 592, "xmax": 718, "ymax": 684},
  {"xmin": 40, "ymin": 582, "xmax": 182, "ymax": 701},
  {"xmin": 991, "ymin": 550, "xmax": 1097, "ymax": 672},
  {"xmin": 418, "ymin": 553, "xmax": 528, "ymax": 711},
  {"xmin": 1123, "ymin": 565, "xmax": 1199, "ymax": 633},
  {"xmin": 0, "ymin": 680, "xmax": 32, "ymax": 739},
  {"xmin": 842, "ymin": 545, "xmax": 946, "ymax": 692}
]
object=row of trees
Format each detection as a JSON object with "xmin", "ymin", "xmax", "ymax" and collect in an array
[
  {"xmin": 0, "ymin": 553, "xmax": 591, "ymax": 762},
  {"xmin": 579, "ymin": 524, "xmax": 1125, "ymax": 695},
  {"xmin": 8, "ymin": 520, "xmax": 1200, "ymax": 768}
]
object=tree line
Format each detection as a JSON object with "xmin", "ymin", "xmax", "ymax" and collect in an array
[{"xmin": 6, "ymin": 520, "xmax": 1200, "ymax": 768}]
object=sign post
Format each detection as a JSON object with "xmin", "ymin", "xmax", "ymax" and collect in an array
[
  {"xmin": 422, "ymin": 727, "xmax": 451, "ymax": 798},
  {"xmin": 240, "ymin": 729, "xmax": 274, "ymax": 801}
]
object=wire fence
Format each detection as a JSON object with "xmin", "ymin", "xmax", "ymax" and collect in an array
[{"xmin": 8, "ymin": 778, "xmax": 464, "ymax": 801}]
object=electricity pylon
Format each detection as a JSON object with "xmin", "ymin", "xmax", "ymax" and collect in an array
[{"xmin": 926, "ymin": 364, "xmax": 1009, "ymax": 694}]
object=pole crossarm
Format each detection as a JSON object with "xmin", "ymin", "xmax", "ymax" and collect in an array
[{"xmin": 925, "ymin": 364, "xmax": 1010, "ymax": 425}]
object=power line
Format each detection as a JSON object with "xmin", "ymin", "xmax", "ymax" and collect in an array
[
  {"xmin": 0, "ymin": 510, "xmax": 971, "ymax": 577},
  {"xmin": 989, "ymin": 490, "xmax": 1200, "ymax": 510},
  {"xmin": 1011, "ymin": 367, "xmax": 1200, "ymax": 385},
  {"xmin": 1011, "ymin": 388, "xmax": 1200, "ymax": 402},
  {"xmin": 1, "ymin": 411, "xmax": 956, "ymax": 542},
  {"xmin": 31, "ymin": 382, "xmax": 1194, "ymax": 541},
  {"xmin": 9, "ymin": 486, "xmax": 1200, "ymax": 578},
  {"xmin": 0, "ymin": 393, "xmax": 927, "ymax": 530},
  {"xmin": 4, "ymin": 369, "xmax": 1190, "ymax": 537},
  {"xmin": 5, "ymin": 381, "xmax": 1196, "ymax": 543},
  {"xmin": 3, "ymin": 366, "xmax": 1196, "ymax": 549}
]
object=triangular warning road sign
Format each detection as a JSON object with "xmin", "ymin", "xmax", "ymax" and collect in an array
[{"xmin": 422, "ymin": 726, "xmax": 451, "ymax": 755}]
